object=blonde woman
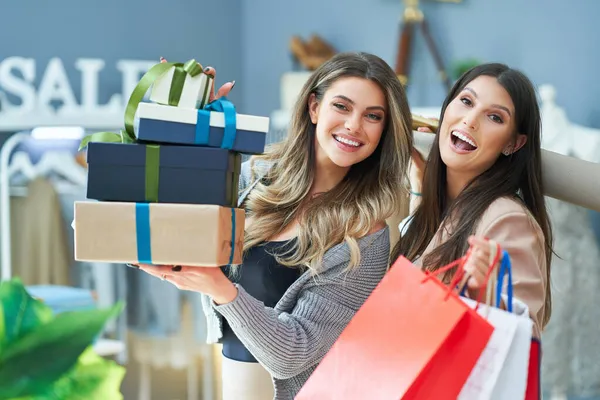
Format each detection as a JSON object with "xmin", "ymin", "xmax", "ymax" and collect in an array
[{"xmin": 138, "ymin": 52, "xmax": 413, "ymax": 400}]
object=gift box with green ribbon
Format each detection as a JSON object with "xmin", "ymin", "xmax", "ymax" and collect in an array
[
  {"xmin": 85, "ymin": 141, "xmax": 241, "ymax": 206},
  {"xmin": 73, "ymin": 201, "xmax": 244, "ymax": 267},
  {"xmin": 149, "ymin": 59, "xmax": 213, "ymax": 109},
  {"xmin": 136, "ymin": 99, "xmax": 268, "ymax": 155},
  {"xmin": 78, "ymin": 59, "xmax": 268, "ymax": 155}
]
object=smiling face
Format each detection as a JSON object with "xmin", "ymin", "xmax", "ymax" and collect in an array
[
  {"xmin": 439, "ymin": 75, "xmax": 527, "ymax": 179},
  {"xmin": 309, "ymin": 76, "xmax": 387, "ymax": 169}
]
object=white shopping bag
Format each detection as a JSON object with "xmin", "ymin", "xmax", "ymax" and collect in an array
[
  {"xmin": 458, "ymin": 247, "xmax": 533, "ymax": 400},
  {"xmin": 490, "ymin": 311, "xmax": 533, "ymax": 400},
  {"xmin": 458, "ymin": 298, "xmax": 532, "ymax": 400}
]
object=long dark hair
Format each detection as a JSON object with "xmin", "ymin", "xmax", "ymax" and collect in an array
[{"xmin": 391, "ymin": 63, "xmax": 553, "ymax": 327}]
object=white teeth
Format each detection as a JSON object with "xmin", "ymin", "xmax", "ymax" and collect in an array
[
  {"xmin": 334, "ymin": 135, "xmax": 361, "ymax": 147},
  {"xmin": 452, "ymin": 131, "xmax": 477, "ymax": 148}
]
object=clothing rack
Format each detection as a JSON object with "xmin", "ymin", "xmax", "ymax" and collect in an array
[
  {"xmin": 0, "ymin": 131, "xmax": 127, "ymax": 361},
  {"xmin": 0, "ymin": 132, "xmax": 88, "ymax": 279}
]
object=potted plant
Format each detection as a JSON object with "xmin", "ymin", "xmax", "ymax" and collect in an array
[{"xmin": 0, "ymin": 278, "xmax": 125, "ymax": 399}]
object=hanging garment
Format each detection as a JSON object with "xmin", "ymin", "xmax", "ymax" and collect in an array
[{"xmin": 10, "ymin": 177, "xmax": 71, "ymax": 286}]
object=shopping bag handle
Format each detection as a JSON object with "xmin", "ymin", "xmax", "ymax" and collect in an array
[
  {"xmin": 421, "ymin": 239, "xmax": 505, "ymax": 305},
  {"xmin": 472, "ymin": 241, "xmax": 502, "ymax": 311},
  {"xmin": 495, "ymin": 249, "xmax": 513, "ymax": 313},
  {"xmin": 458, "ymin": 242, "xmax": 514, "ymax": 313},
  {"xmin": 421, "ymin": 248, "xmax": 472, "ymax": 300},
  {"xmin": 457, "ymin": 241, "xmax": 498, "ymax": 300},
  {"xmin": 456, "ymin": 240, "xmax": 501, "ymax": 308},
  {"xmin": 430, "ymin": 240, "xmax": 500, "ymax": 307}
]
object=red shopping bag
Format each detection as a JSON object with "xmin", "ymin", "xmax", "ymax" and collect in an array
[
  {"xmin": 525, "ymin": 339, "xmax": 542, "ymax": 400},
  {"xmin": 296, "ymin": 256, "xmax": 495, "ymax": 400}
]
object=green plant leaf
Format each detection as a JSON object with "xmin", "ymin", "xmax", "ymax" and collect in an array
[
  {"xmin": 8, "ymin": 348, "xmax": 126, "ymax": 400},
  {"xmin": 56, "ymin": 348, "xmax": 125, "ymax": 400},
  {"xmin": 0, "ymin": 302, "xmax": 124, "ymax": 399},
  {"xmin": 0, "ymin": 279, "xmax": 53, "ymax": 351},
  {"xmin": 0, "ymin": 302, "xmax": 5, "ymax": 355}
]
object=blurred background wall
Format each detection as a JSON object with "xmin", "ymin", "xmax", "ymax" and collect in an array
[{"xmin": 1, "ymin": 1, "xmax": 599, "ymax": 399}]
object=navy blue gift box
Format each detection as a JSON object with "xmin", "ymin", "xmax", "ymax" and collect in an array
[
  {"xmin": 86, "ymin": 142, "xmax": 241, "ymax": 206},
  {"xmin": 136, "ymin": 100, "xmax": 269, "ymax": 155}
]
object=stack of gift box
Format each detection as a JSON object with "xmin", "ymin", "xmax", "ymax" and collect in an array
[{"xmin": 73, "ymin": 59, "xmax": 269, "ymax": 267}]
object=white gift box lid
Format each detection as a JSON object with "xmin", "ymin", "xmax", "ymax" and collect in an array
[{"xmin": 137, "ymin": 102, "xmax": 269, "ymax": 133}]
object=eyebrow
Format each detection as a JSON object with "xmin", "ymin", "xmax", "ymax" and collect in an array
[
  {"xmin": 333, "ymin": 95, "xmax": 386, "ymax": 112},
  {"xmin": 463, "ymin": 87, "xmax": 512, "ymax": 117}
]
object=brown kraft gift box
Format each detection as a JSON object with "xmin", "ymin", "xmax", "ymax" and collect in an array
[{"xmin": 73, "ymin": 201, "xmax": 244, "ymax": 266}]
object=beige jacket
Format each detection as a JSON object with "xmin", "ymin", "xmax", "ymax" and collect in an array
[{"xmin": 412, "ymin": 197, "xmax": 548, "ymax": 337}]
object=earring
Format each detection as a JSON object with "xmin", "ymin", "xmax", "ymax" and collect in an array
[{"xmin": 502, "ymin": 148, "xmax": 512, "ymax": 156}]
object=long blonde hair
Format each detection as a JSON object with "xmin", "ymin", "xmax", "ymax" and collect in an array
[{"xmin": 244, "ymin": 52, "xmax": 412, "ymax": 274}]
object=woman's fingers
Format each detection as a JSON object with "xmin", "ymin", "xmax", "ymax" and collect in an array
[
  {"xmin": 157, "ymin": 61, "xmax": 235, "ymax": 101},
  {"xmin": 215, "ymin": 81, "xmax": 235, "ymax": 100}
]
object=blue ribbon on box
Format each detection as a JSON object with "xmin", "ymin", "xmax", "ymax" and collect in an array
[
  {"xmin": 136, "ymin": 203, "xmax": 153, "ymax": 264},
  {"xmin": 135, "ymin": 203, "xmax": 238, "ymax": 265},
  {"xmin": 195, "ymin": 97, "xmax": 238, "ymax": 149}
]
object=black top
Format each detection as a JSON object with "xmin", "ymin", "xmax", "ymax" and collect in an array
[{"xmin": 220, "ymin": 238, "xmax": 302, "ymax": 362}]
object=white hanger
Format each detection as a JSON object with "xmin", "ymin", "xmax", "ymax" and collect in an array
[{"xmin": 7, "ymin": 150, "xmax": 87, "ymax": 187}]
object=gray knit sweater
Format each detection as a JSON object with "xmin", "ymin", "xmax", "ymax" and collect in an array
[{"xmin": 202, "ymin": 161, "xmax": 391, "ymax": 399}]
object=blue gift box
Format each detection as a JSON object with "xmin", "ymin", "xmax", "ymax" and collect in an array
[
  {"xmin": 136, "ymin": 100, "xmax": 269, "ymax": 155},
  {"xmin": 86, "ymin": 141, "xmax": 241, "ymax": 206}
]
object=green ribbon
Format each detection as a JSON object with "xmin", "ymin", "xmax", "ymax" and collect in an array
[
  {"xmin": 145, "ymin": 145, "xmax": 160, "ymax": 202},
  {"xmin": 168, "ymin": 59, "xmax": 205, "ymax": 107},
  {"xmin": 78, "ymin": 59, "xmax": 212, "ymax": 151}
]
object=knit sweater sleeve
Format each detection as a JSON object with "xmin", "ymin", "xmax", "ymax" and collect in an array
[{"xmin": 213, "ymin": 228, "xmax": 390, "ymax": 380}]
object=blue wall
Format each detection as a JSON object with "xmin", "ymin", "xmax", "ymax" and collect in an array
[
  {"xmin": 0, "ymin": 0, "xmax": 243, "ymax": 119},
  {"xmin": 1, "ymin": 0, "xmax": 598, "ymax": 125},
  {"xmin": 241, "ymin": 0, "xmax": 600, "ymax": 127}
]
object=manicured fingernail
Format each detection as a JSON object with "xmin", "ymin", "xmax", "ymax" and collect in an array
[
  {"xmin": 172, "ymin": 265, "xmax": 182, "ymax": 272},
  {"xmin": 231, "ymin": 80, "xmax": 236, "ymax": 88},
  {"xmin": 204, "ymin": 67, "xmax": 210, "ymax": 72},
  {"xmin": 126, "ymin": 263, "xmax": 139, "ymax": 269}
]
